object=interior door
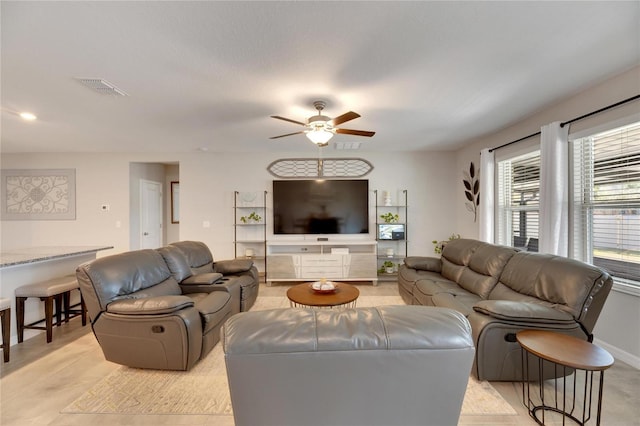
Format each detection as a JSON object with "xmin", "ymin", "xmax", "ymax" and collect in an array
[{"xmin": 140, "ymin": 179, "xmax": 163, "ymax": 249}]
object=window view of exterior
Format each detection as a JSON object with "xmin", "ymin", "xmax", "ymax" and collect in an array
[
  {"xmin": 497, "ymin": 151, "xmax": 540, "ymax": 252},
  {"xmin": 573, "ymin": 121, "xmax": 640, "ymax": 284}
]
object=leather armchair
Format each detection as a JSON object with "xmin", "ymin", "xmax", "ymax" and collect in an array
[
  {"xmin": 76, "ymin": 249, "xmax": 234, "ymax": 371},
  {"xmin": 223, "ymin": 306, "xmax": 475, "ymax": 426},
  {"xmin": 169, "ymin": 241, "xmax": 259, "ymax": 311}
]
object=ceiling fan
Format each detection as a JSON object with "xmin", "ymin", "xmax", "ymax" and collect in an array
[{"xmin": 270, "ymin": 101, "xmax": 375, "ymax": 147}]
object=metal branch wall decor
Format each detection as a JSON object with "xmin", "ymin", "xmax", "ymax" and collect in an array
[{"xmin": 463, "ymin": 162, "xmax": 480, "ymax": 222}]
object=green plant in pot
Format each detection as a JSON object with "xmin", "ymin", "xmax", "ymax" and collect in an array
[
  {"xmin": 380, "ymin": 212, "xmax": 399, "ymax": 223},
  {"xmin": 379, "ymin": 260, "xmax": 395, "ymax": 274},
  {"xmin": 432, "ymin": 233, "xmax": 461, "ymax": 254},
  {"xmin": 240, "ymin": 212, "xmax": 262, "ymax": 223}
]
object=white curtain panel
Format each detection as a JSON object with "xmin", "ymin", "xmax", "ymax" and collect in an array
[
  {"xmin": 539, "ymin": 121, "xmax": 569, "ymax": 256},
  {"xmin": 479, "ymin": 148, "xmax": 495, "ymax": 243}
]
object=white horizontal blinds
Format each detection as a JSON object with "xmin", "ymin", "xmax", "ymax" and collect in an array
[
  {"xmin": 572, "ymin": 121, "xmax": 640, "ymax": 284},
  {"xmin": 497, "ymin": 151, "xmax": 540, "ymax": 250}
]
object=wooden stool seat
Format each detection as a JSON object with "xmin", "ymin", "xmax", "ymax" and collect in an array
[
  {"xmin": 15, "ymin": 275, "xmax": 86, "ymax": 344},
  {"xmin": 0, "ymin": 298, "xmax": 10, "ymax": 362}
]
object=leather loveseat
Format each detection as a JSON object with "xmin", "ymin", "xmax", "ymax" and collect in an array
[
  {"xmin": 76, "ymin": 242, "xmax": 258, "ymax": 370},
  {"xmin": 223, "ymin": 306, "xmax": 475, "ymax": 426},
  {"xmin": 398, "ymin": 238, "xmax": 612, "ymax": 381},
  {"xmin": 158, "ymin": 241, "xmax": 259, "ymax": 313}
]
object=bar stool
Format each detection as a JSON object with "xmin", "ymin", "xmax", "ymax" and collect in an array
[
  {"xmin": 0, "ymin": 298, "xmax": 10, "ymax": 362},
  {"xmin": 15, "ymin": 275, "xmax": 86, "ymax": 344}
]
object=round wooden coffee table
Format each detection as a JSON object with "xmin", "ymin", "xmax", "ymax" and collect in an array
[{"xmin": 287, "ymin": 282, "xmax": 359, "ymax": 308}]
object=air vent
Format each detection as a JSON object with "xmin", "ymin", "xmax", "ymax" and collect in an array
[
  {"xmin": 75, "ymin": 78, "xmax": 128, "ymax": 96},
  {"xmin": 334, "ymin": 141, "xmax": 362, "ymax": 150}
]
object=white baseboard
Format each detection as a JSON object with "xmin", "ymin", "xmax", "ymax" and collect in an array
[{"xmin": 593, "ymin": 338, "xmax": 640, "ymax": 370}]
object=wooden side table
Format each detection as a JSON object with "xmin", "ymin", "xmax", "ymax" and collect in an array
[
  {"xmin": 286, "ymin": 282, "xmax": 359, "ymax": 308},
  {"xmin": 517, "ymin": 330, "xmax": 614, "ymax": 425}
]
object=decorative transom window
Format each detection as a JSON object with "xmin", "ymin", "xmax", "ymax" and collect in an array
[{"xmin": 267, "ymin": 158, "xmax": 373, "ymax": 179}]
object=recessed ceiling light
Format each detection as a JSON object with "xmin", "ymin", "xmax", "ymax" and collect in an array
[{"xmin": 19, "ymin": 112, "xmax": 37, "ymax": 121}]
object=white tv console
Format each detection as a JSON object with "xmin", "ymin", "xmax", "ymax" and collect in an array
[{"xmin": 266, "ymin": 240, "xmax": 378, "ymax": 285}]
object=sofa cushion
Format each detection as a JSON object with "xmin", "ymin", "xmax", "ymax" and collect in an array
[
  {"xmin": 171, "ymin": 241, "xmax": 214, "ymax": 269},
  {"xmin": 404, "ymin": 256, "xmax": 441, "ymax": 272},
  {"xmin": 182, "ymin": 272, "xmax": 223, "ymax": 285},
  {"xmin": 494, "ymin": 252, "xmax": 609, "ymax": 320},
  {"xmin": 440, "ymin": 239, "xmax": 481, "ymax": 283},
  {"xmin": 107, "ymin": 295, "xmax": 194, "ymax": 315},
  {"xmin": 457, "ymin": 244, "xmax": 517, "ymax": 299},
  {"xmin": 431, "ymin": 292, "xmax": 479, "ymax": 317},
  {"xmin": 473, "ymin": 300, "xmax": 575, "ymax": 324},
  {"xmin": 190, "ymin": 292, "xmax": 232, "ymax": 334},
  {"xmin": 215, "ymin": 259, "xmax": 254, "ymax": 275},
  {"xmin": 156, "ymin": 246, "xmax": 193, "ymax": 282}
]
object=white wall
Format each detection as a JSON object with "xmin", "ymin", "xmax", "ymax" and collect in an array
[
  {"xmin": 1, "ymin": 151, "xmax": 457, "ymax": 261},
  {"xmin": 453, "ymin": 65, "xmax": 640, "ymax": 367}
]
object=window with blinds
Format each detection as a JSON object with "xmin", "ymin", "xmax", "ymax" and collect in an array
[
  {"xmin": 571, "ymin": 121, "xmax": 640, "ymax": 286},
  {"xmin": 497, "ymin": 151, "xmax": 540, "ymax": 251}
]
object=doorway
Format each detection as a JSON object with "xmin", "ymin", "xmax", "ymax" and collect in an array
[{"xmin": 140, "ymin": 179, "xmax": 162, "ymax": 249}]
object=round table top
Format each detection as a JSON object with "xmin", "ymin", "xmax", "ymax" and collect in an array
[
  {"xmin": 517, "ymin": 330, "xmax": 614, "ymax": 371},
  {"xmin": 286, "ymin": 282, "xmax": 360, "ymax": 307}
]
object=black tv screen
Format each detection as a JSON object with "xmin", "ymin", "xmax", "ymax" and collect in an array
[{"xmin": 273, "ymin": 180, "xmax": 369, "ymax": 235}]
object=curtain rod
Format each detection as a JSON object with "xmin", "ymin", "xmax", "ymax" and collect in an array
[{"xmin": 487, "ymin": 94, "xmax": 640, "ymax": 153}]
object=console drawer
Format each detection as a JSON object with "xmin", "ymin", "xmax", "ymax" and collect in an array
[{"xmin": 300, "ymin": 255, "xmax": 342, "ymax": 267}]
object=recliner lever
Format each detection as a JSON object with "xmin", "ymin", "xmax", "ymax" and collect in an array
[
  {"xmin": 504, "ymin": 333, "xmax": 517, "ymax": 342},
  {"xmin": 151, "ymin": 325, "xmax": 165, "ymax": 333}
]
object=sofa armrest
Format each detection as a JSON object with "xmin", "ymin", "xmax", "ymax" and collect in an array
[
  {"xmin": 107, "ymin": 295, "xmax": 194, "ymax": 315},
  {"xmin": 214, "ymin": 259, "xmax": 254, "ymax": 274},
  {"xmin": 181, "ymin": 272, "xmax": 223, "ymax": 285},
  {"xmin": 473, "ymin": 300, "xmax": 575, "ymax": 324},
  {"xmin": 404, "ymin": 256, "xmax": 442, "ymax": 272}
]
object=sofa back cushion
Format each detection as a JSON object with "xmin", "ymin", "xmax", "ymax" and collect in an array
[
  {"xmin": 441, "ymin": 239, "xmax": 481, "ymax": 282},
  {"xmin": 170, "ymin": 241, "xmax": 214, "ymax": 270},
  {"xmin": 157, "ymin": 246, "xmax": 193, "ymax": 282},
  {"xmin": 77, "ymin": 249, "xmax": 181, "ymax": 315},
  {"xmin": 442, "ymin": 239, "xmax": 517, "ymax": 299},
  {"xmin": 491, "ymin": 252, "xmax": 610, "ymax": 321}
]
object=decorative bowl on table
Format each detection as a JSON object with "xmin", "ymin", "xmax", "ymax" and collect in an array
[{"xmin": 310, "ymin": 281, "xmax": 337, "ymax": 294}]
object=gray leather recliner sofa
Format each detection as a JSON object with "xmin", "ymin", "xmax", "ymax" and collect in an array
[
  {"xmin": 223, "ymin": 306, "xmax": 475, "ymax": 426},
  {"xmin": 398, "ymin": 238, "xmax": 613, "ymax": 381},
  {"xmin": 77, "ymin": 248, "xmax": 238, "ymax": 370}
]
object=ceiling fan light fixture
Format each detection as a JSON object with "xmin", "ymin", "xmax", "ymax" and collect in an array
[{"xmin": 306, "ymin": 128, "xmax": 334, "ymax": 145}]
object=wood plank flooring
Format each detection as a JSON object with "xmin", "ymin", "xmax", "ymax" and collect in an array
[{"xmin": 1, "ymin": 282, "xmax": 638, "ymax": 425}]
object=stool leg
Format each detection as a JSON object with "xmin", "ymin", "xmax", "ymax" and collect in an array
[
  {"xmin": 43, "ymin": 296, "xmax": 54, "ymax": 343},
  {"xmin": 16, "ymin": 297, "xmax": 26, "ymax": 343},
  {"xmin": 1, "ymin": 308, "xmax": 10, "ymax": 362},
  {"xmin": 80, "ymin": 294, "xmax": 87, "ymax": 326},
  {"xmin": 54, "ymin": 294, "xmax": 63, "ymax": 327},
  {"xmin": 63, "ymin": 291, "xmax": 71, "ymax": 323}
]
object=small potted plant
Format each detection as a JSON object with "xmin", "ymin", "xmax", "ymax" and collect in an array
[
  {"xmin": 380, "ymin": 212, "xmax": 399, "ymax": 223},
  {"xmin": 380, "ymin": 260, "xmax": 395, "ymax": 274},
  {"xmin": 432, "ymin": 233, "xmax": 461, "ymax": 254},
  {"xmin": 240, "ymin": 212, "xmax": 262, "ymax": 223}
]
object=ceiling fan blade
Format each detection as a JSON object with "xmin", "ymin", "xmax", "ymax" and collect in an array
[
  {"xmin": 336, "ymin": 128, "xmax": 375, "ymax": 137},
  {"xmin": 271, "ymin": 115, "xmax": 307, "ymax": 126},
  {"xmin": 331, "ymin": 111, "xmax": 360, "ymax": 126},
  {"xmin": 269, "ymin": 131, "xmax": 305, "ymax": 139}
]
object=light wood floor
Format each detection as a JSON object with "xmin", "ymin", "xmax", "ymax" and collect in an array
[{"xmin": 1, "ymin": 282, "xmax": 638, "ymax": 425}]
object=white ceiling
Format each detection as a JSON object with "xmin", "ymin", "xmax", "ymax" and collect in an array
[{"xmin": 2, "ymin": 1, "xmax": 639, "ymax": 154}]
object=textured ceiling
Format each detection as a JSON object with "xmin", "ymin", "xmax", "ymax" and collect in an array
[{"xmin": 1, "ymin": 1, "xmax": 639, "ymax": 154}]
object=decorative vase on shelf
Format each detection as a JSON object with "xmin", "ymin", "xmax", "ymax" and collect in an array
[
  {"xmin": 244, "ymin": 248, "xmax": 254, "ymax": 258},
  {"xmin": 383, "ymin": 190, "xmax": 392, "ymax": 206},
  {"xmin": 386, "ymin": 248, "xmax": 394, "ymax": 257}
]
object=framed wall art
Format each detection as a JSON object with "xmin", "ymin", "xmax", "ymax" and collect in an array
[{"xmin": 1, "ymin": 169, "xmax": 76, "ymax": 220}]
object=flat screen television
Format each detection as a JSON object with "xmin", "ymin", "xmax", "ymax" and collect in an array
[{"xmin": 273, "ymin": 179, "xmax": 369, "ymax": 235}]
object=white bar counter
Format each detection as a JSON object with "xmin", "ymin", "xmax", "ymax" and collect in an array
[{"xmin": 0, "ymin": 245, "xmax": 113, "ymax": 344}]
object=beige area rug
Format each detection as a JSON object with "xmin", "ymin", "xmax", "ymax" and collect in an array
[{"xmin": 62, "ymin": 295, "xmax": 516, "ymax": 417}]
